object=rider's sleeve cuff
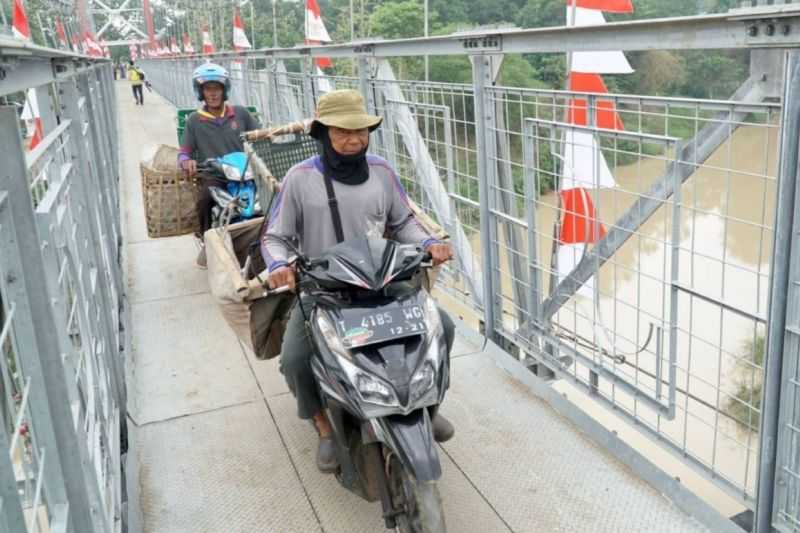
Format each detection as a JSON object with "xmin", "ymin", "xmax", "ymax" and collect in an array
[
  {"xmin": 268, "ymin": 260, "xmax": 289, "ymax": 273},
  {"xmin": 422, "ymin": 238, "xmax": 440, "ymax": 250}
]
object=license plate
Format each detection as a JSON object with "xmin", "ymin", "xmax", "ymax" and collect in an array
[{"xmin": 336, "ymin": 304, "xmax": 427, "ymax": 348}]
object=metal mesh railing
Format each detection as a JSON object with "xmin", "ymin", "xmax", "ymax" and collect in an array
[
  {"xmin": 484, "ymin": 85, "xmax": 779, "ymax": 502},
  {"xmin": 0, "ymin": 52, "xmax": 124, "ymax": 533}
]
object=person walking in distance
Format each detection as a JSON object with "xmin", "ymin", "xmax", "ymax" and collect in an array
[{"xmin": 127, "ymin": 60, "xmax": 145, "ymax": 105}]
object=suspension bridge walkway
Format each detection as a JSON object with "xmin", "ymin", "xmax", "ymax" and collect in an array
[
  {"xmin": 10, "ymin": 4, "xmax": 800, "ymax": 533},
  {"xmin": 119, "ymin": 85, "xmax": 722, "ymax": 533}
]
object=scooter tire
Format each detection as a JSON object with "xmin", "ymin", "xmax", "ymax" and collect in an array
[{"xmin": 390, "ymin": 456, "xmax": 446, "ymax": 533}]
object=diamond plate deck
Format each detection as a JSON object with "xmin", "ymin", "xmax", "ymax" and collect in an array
[
  {"xmin": 135, "ymin": 400, "xmax": 321, "ymax": 533},
  {"xmin": 129, "ymin": 292, "xmax": 262, "ymax": 425},
  {"xmin": 441, "ymin": 353, "xmax": 710, "ymax": 533},
  {"xmin": 268, "ymin": 392, "xmax": 512, "ymax": 533}
]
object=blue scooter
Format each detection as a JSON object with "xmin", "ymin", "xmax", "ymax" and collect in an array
[{"xmin": 198, "ymin": 151, "xmax": 260, "ymax": 227}]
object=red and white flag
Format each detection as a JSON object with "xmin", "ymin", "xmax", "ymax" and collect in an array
[
  {"xmin": 305, "ymin": 0, "xmax": 332, "ymax": 69},
  {"xmin": 202, "ymin": 25, "xmax": 215, "ymax": 55},
  {"xmin": 183, "ymin": 33, "xmax": 195, "ymax": 54},
  {"xmin": 569, "ymin": 7, "xmax": 632, "ymax": 74},
  {"xmin": 568, "ymin": 0, "xmax": 632, "ymax": 12},
  {"xmin": 233, "ymin": 8, "xmax": 252, "ymax": 52},
  {"xmin": 12, "ymin": 0, "xmax": 31, "ymax": 41},
  {"xmin": 55, "ymin": 18, "xmax": 68, "ymax": 48},
  {"xmin": 84, "ymin": 32, "xmax": 103, "ymax": 57},
  {"xmin": 129, "ymin": 43, "xmax": 138, "ymax": 61},
  {"xmin": 557, "ymin": 0, "xmax": 634, "ymax": 298},
  {"xmin": 21, "ymin": 89, "xmax": 43, "ymax": 151}
]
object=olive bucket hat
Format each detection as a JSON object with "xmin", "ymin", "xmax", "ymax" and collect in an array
[{"xmin": 309, "ymin": 89, "xmax": 382, "ymax": 139}]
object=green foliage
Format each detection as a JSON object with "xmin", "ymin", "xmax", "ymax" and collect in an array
[
  {"xmin": 724, "ymin": 335, "xmax": 765, "ymax": 434},
  {"xmin": 498, "ymin": 55, "xmax": 546, "ymax": 89},
  {"xmin": 370, "ymin": 0, "xmax": 425, "ymax": 39}
]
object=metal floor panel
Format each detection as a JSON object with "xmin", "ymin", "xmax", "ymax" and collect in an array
[
  {"xmin": 441, "ymin": 352, "xmax": 711, "ymax": 533},
  {"xmin": 129, "ymin": 292, "xmax": 262, "ymax": 425},
  {"xmin": 127, "ymin": 236, "xmax": 208, "ymax": 304},
  {"xmin": 243, "ymin": 344, "xmax": 291, "ymax": 398},
  {"xmin": 449, "ymin": 330, "xmax": 482, "ymax": 358},
  {"xmin": 135, "ymin": 400, "xmax": 321, "ymax": 533},
  {"xmin": 268, "ymin": 392, "xmax": 512, "ymax": 533}
]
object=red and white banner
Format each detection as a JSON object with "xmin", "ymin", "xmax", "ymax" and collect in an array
[
  {"xmin": 84, "ymin": 32, "xmax": 104, "ymax": 57},
  {"xmin": 170, "ymin": 36, "xmax": 181, "ymax": 55},
  {"xmin": 305, "ymin": 0, "xmax": 332, "ymax": 69},
  {"xmin": 202, "ymin": 25, "xmax": 215, "ymax": 55},
  {"xmin": 183, "ymin": 33, "xmax": 195, "ymax": 54},
  {"xmin": 569, "ymin": 7, "xmax": 632, "ymax": 74},
  {"xmin": 567, "ymin": 0, "xmax": 633, "ymax": 12},
  {"xmin": 12, "ymin": 0, "xmax": 31, "ymax": 41},
  {"xmin": 233, "ymin": 8, "xmax": 252, "ymax": 52},
  {"xmin": 557, "ymin": 0, "xmax": 634, "ymax": 298},
  {"xmin": 55, "ymin": 18, "xmax": 68, "ymax": 48},
  {"xmin": 21, "ymin": 89, "xmax": 43, "ymax": 151}
]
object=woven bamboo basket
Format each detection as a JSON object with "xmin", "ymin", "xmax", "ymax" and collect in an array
[{"xmin": 140, "ymin": 145, "xmax": 200, "ymax": 238}]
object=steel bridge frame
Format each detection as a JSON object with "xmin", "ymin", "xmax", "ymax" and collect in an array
[
  {"xmin": 3, "ymin": 2, "xmax": 800, "ymax": 532},
  {"xmin": 139, "ymin": 6, "xmax": 800, "ymax": 532}
]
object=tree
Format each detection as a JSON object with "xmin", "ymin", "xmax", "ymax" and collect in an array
[
  {"xmin": 497, "ymin": 54, "xmax": 545, "ymax": 89},
  {"xmin": 370, "ymin": 0, "xmax": 425, "ymax": 40},
  {"xmin": 630, "ymin": 50, "xmax": 686, "ymax": 95},
  {"xmin": 515, "ymin": 0, "xmax": 563, "ymax": 30}
]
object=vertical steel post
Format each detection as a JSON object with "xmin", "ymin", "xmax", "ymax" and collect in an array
[
  {"xmin": 523, "ymin": 120, "xmax": 542, "ymax": 329},
  {"xmin": 301, "ymin": 56, "xmax": 316, "ymax": 117},
  {"xmin": 359, "ymin": 56, "xmax": 375, "ymax": 115},
  {"xmin": 755, "ymin": 49, "xmax": 800, "ymax": 533},
  {"xmin": 471, "ymin": 55, "xmax": 497, "ymax": 338},
  {"xmin": 0, "ymin": 107, "xmax": 100, "ymax": 533}
]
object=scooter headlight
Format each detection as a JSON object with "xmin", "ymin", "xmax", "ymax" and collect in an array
[
  {"xmin": 222, "ymin": 164, "xmax": 244, "ymax": 182},
  {"xmin": 356, "ymin": 374, "xmax": 397, "ymax": 405},
  {"xmin": 337, "ymin": 356, "xmax": 400, "ymax": 407}
]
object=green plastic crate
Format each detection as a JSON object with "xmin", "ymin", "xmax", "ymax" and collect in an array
[{"xmin": 176, "ymin": 106, "xmax": 260, "ymax": 144}]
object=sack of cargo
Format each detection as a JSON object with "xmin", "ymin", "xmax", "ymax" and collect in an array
[
  {"xmin": 205, "ymin": 216, "xmax": 294, "ymax": 360},
  {"xmin": 140, "ymin": 144, "xmax": 199, "ymax": 238}
]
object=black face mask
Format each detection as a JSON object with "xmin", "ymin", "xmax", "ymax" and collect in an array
[{"xmin": 319, "ymin": 128, "xmax": 370, "ymax": 186}]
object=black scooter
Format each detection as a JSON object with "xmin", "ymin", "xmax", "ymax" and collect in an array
[{"xmin": 276, "ymin": 236, "xmax": 449, "ymax": 532}]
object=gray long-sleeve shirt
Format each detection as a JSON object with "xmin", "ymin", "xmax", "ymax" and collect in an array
[{"xmin": 261, "ymin": 154, "xmax": 437, "ymax": 271}]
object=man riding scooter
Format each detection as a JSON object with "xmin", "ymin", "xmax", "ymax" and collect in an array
[
  {"xmin": 179, "ymin": 63, "xmax": 259, "ymax": 266},
  {"xmin": 262, "ymin": 89, "xmax": 456, "ymax": 473}
]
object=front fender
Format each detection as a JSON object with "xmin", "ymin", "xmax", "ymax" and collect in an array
[{"xmin": 375, "ymin": 409, "xmax": 441, "ymax": 482}]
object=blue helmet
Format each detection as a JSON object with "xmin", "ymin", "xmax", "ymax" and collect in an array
[{"xmin": 192, "ymin": 63, "xmax": 231, "ymax": 101}]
